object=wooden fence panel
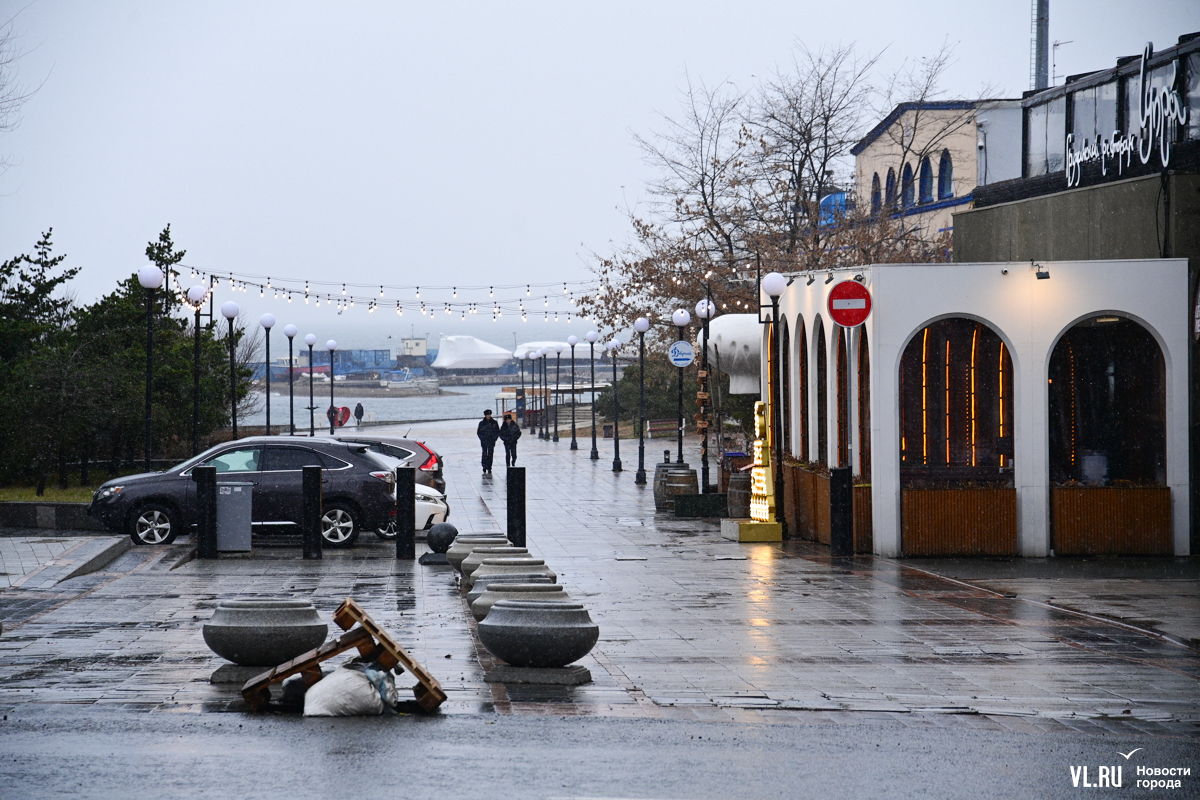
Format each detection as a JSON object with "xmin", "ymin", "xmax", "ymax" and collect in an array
[
  {"xmin": 901, "ymin": 489, "xmax": 1017, "ymax": 556},
  {"xmin": 1052, "ymin": 487, "xmax": 1172, "ymax": 555}
]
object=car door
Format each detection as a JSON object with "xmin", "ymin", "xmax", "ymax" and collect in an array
[
  {"xmin": 258, "ymin": 446, "xmax": 328, "ymax": 526},
  {"xmin": 197, "ymin": 445, "xmax": 262, "ymax": 520}
]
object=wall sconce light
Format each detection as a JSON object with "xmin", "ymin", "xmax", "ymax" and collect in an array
[
  {"xmin": 806, "ymin": 273, "xmax": 815, "ymax": 286},
  {"xmin": 824, "ymin": 270, "xmax": 834, "ymax": 284},
  {"xmin": 853, "ymin": 273, "xmax": 864, "ymax": 282},
  {"xmin": 1034, "ymin": 261, "xmax": 1050, "ymax": 280}
]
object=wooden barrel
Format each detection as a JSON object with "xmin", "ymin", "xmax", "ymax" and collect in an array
[
  {"xmin": 653, "ymin": 460, "xmax": 689, "ymax": 511},
  {"xmin": 728, "ymin": 471, "xmax": 751, "ymax": 519},
  {"xmin": 663, "ymin": 469, "xmax": 699, "ymax": 511}
]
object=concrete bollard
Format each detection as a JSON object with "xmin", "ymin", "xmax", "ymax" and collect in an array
[
  {"xmin": 396, "ymin": 467, "xmax": 416, "ymax": 560},
  {"xmin": 194, "ymin": 465, "xmax": 218, "ymax": 559},
  {"xmin": 302, "ymin": 465, "xmax": 323, "ymax": 560}
]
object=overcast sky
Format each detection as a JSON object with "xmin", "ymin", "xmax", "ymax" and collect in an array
[{"xmin": 1, "ymin": 0, "xmax": 1197, "ymax": 350}]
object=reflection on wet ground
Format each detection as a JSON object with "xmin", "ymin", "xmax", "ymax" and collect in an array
[{"xmin": 0, "ymin": 419, "xmax": 1196, "ymax": 737}]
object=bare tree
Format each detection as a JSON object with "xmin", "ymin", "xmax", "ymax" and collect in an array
[{"xmin": 0, "ymin": 15, "xmax": 40, "ymax": 169}]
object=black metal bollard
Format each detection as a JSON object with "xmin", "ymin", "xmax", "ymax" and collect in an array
[
  {"xmin": 507, "ymin": 466, "xmax": 526, "ymax": 548},
  {"xmin": 396, "ymin": 467, "xmax": 416, "ymax": 560},
  {"xmin": 302, "ymin": 465, "xmax": 323, "ymax": 559},
  {"xmin": 193, "ymin": 465, "xmax": 218, "ymax": 559},
  {"xmin": 830, "ymin": 466, "xmax": 854, "ymax": 557}
]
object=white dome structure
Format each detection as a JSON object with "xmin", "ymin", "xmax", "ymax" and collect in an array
[{"xmin": 430, "ymin": 335, "xmax": 513, "ymax": 370}]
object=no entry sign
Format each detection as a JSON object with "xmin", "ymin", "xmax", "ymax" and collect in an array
[{"xmin": 827, "ymin": 280, "xmax": 872, "ymax": 327}]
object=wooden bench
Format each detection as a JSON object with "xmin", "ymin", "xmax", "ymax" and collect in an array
[
  {"xmin": 241, "ymin": 597, "xmax": 447, "ymax": 713},
  {"xmin": 646, "ymin": 419, "xmax": 678, "ymax": 438}
]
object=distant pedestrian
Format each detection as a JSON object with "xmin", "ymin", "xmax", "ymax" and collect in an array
[
  {"xmin": 499, "ymin": 414, "xmax": 522, "ymax": 467},
  {"xmin": 477, "ymin": 409, "xmax": 500, "ymax": 475},
  {"xmin": 354, "ymin": 402, "xmax": 365, "ymax": 426}
]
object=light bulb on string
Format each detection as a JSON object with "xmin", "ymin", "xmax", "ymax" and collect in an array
[
  {"xmin": 396, "ymin": 302, "xmax": 403, "ymax": 316},
  {"xmin": 460, "ymin": 311, "xmax": 465, "ymax": 321},
  {"xmin": 304, "ymin": 282, "xmax": 309, "ymax": 296},
  {"xmin": 341, "ymin": 284, "xmax": 346, "ymax": 296},
  {"xmin": 273, "ymin": 289, "xmax": 278, "ymax": 299},
  {"xmin": 452, "ymin": 287, "xmax": 457, "ymax": 298},
  {"xmin": 416, "ymin": 287, "xmax": 420, "ymax": 299},
  {"xmin": 287, "ymin": 292, "xmax": 292, "ymax": 303},
  {"xmin": 379, "ymin": 286, "xmax": 384, "ymax": 298},
  {"xmin": 266, "ymin": 277, "xmax": 272, "ymax": 289},
  {"xmin": 563, "ymin": 282, "xmax": 567, "ymax": 294},
  {"xmin": 489, "ymin": 286, "xmax": 493, "ymax": 298},
  {"xmin": 544, "ymin": 296, "xmax": 548, "ymax": 307},
  {"xmin": 259, "ymin": 286, "xmax": 264, "ymax": 297}
]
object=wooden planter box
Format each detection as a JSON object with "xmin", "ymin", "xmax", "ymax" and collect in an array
[
  {"xmin": 1052, "ymin": 486, "xmax": 1172, "ymax": 555},
  {"xmin": 901, "ymin": 488, "xmax": 1017, "ymax": 556}
]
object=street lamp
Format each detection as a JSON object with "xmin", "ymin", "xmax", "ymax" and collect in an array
[
  {"xmin": 326, "ymin": 339, "xmax": 338, "ymax": 435},
  {"xmin": 762, "ymin": 270, "xmax": 788, "ymax": 537},
  {"xmin": 186, "ymin": 284, "xmax": 207, "ymax": 456},
  {"xmin": 138, "ymin": 265, "xmax": 164, "ymax": 472},
  {"xmin": 671, "ymin": 308, "xmax": 691, "ymax": 464},
  {"xmin": 553, "ymin": 343, "xmax": 563, "ymax": 443},
  {"xmin": 530, "ymin": 350, "xmax": 540, "ymax": 438},
  {"xmin": 567, "ymin": 335, "xmax": 579, "ymax": 450},
  {"xmin": 539, "ymin": 348, "xmax": 549, "ymax": 440},
  {"xmin": 304, "ymin": 334, "xmax": 317, "ymax": 436},
  {"xmin": 518, "ymin": 350, "xmax": 527, "ymax": 428},
  {"xmin": 221, "ymin": 301, "xmax": 240, "ymax": 439},
  {"xmin": 586, "ymin": 331, "xmax": 599, "ymax": 459},
  {"xmin": 633, "ymin": 316, "xmax": 650, "ymax": 484},
  {"xmin": 283, "ymin": 324, "xmax": 298, "ymax": 435},
  {"xmin": 695, "ymin": 297, "xmax": 717, "ymax": 492},
  {"xmin": 609, "ymin": 337, "xmax": 622, "ymax": 472},
  {"xmin": 259, "ymin": 314, "xmax": 276, "ymax": 435}
]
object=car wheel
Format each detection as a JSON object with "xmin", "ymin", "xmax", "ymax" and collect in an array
[
  {"xmin": 129, "ymin": 503, "xmax": 178, "ymax": 545},
  {"xmin": 320, "ymin": 503, "xmax": 360, "ymax": 548},
  {"xmin": 374, "ymin": 521, "xmax": 396, "ymax": 541}
]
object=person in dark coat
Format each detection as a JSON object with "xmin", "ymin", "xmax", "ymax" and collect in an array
[
  {"xmin": 354, "ymin": 402, "xmax": 365, "ymax": 426},
  {"xmin": 499, "ymin": 414, "xmax": 522, "ymax": 467},
  {"xmin": 477, "ymin": 409, "xmax": 500, "ymax": 474}
]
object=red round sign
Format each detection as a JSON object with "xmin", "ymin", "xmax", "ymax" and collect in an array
[{"xmin": 827, "ymin": 280, "xmax": 872, "ymax": 327}]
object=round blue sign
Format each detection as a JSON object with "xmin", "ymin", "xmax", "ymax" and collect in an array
[{"xmin": 668, "ymin": 340, "xmax": 695, "ymax": 367}]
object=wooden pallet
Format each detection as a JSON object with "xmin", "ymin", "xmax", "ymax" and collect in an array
[
  {"xmin": 332, "ymin": 597, "xmax": 447, "ymax": 712},
  {"xmin": 240, "ymin": 597, "xmax": 447, "ymax": 713}
]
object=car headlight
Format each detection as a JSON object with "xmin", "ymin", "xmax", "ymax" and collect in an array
[{"xmin": 96, "ymin": 486, "xmax": 124, "ymax": 500}]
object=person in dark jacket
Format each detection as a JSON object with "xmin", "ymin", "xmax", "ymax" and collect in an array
[
  {"xmin": 477, "ymin": 409, "xmax": 500, "ymax": 474},
  {"xmin": 499, "ymin": 414, "xmax": 522, "ymax": 467},
  {"xmin": 354, "ymin": 402, "xmax": 365, "ymax": 426}
]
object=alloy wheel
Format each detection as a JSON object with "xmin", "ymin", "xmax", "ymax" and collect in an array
[
  {"xmin": 135, "ymin": 509, "xmax": 172, "ymax": 544},
  {"xmin": 321, "ymin": 508, "xmax": 355, "ymax": 543}
]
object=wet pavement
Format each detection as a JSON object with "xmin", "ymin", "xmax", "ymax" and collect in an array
[{"xmin": 0, "ymin": 419, "xmax": 1198, "ymax": 741}]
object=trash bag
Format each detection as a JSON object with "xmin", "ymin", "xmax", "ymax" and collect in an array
[
  {"xmin": 303, "ymin": 667, "xmax": 384, "ymax": 716},
  {"xmin": 302, "ymin": 658, "xmax": 400, "ymax": 717}
]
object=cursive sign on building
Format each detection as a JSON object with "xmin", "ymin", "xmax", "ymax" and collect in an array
[{"xmin": 1065, "ymin": 42, "xmax": 1189, "ymax": 188}]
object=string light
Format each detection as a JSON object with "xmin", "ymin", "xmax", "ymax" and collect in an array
[
  {"xmin": 489, "ymin": 286, "xmax": 494, "ymax": 298},
  {"xmin": 396, "ymin": 302, "xmax": 403, "ymax": 316},
  {"xmin": 415, "ymin": 287, "xmax": 420, "ymax": 299},
  {"xmin": 379, "ymin": 286, "xmax": 384, "ymax": 298},
  {"xmin": 452, "ymin": 287, "xmax": 457, "ymax": 298}
]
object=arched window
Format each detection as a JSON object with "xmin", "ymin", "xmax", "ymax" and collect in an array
[
  {"xmin": 885, "ymin": 168, "xmax": 896, "ymax": 209},
  {"xmin": 857, "ymin": 329, "xmax": 871, "ymax": 479},
  {"xmin": 815, "ymin": 320, "xmax": 828, "ymax": 466},
  {"xmin": 938, "ymin": 150, "xmax": 954, "ymax": 199},
  {"xmin": 901, "ymin": 163, "xmax": 914, "ymax": 207},
  {"xmin": 836, "ymin": 328, "xmax": 850, "ymax": 467},
  {"xmin": 797, "ymin": 322, "xmax": 809, "ymax": 461},
  {"xmin": 870, "ymin": 173, "xmax": 881, "ymax": 216},
  {"xmin": 918, "ymin": 157, "xmax": 934, "ymax": 204},
  {"xmin": 781, "ymin": 318, "xmax": 791, "ymax": 455}
]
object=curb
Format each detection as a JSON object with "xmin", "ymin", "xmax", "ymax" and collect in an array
[{"xmin": 0, "ymin": 502, "xmax": 107, "ymax": 532}]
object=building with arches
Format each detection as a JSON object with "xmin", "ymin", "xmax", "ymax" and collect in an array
[
  {"xmin": 763, "ymin": 258, "xmax": 1190, "ymax": 558},
  {"xmin": 852, "ymin": 100, "xmax": 1023, "ymax": 239}
]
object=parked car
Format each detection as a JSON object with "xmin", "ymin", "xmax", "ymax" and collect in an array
[
  {"xmin": 87, "ymin": 437, "xmax": 446, "ymax": 549},
  {"xmin": 360, "ymin": 450, "xmax": 450, "ymax": 539},
  {"xmin": 331, "ymin": 435, "xmax": 446, "ymax": 494}
]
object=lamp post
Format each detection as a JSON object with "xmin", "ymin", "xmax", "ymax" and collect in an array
[
  {"xmin": 567, "ymin": 335, "xmax": 579, "ymax": 449},
  {"xmin": 553, "ymin": 343, "xmax": 563, "ymax": 443},
  {"xmin": 186, "ymin": 284, "xmax": 207, "ymax": 456},
  {"xmin": 518, "ymin": 351, "xmax": 527, "ymax": 428},
  {"xmin": 586, "ymin": 331, "xmax": 599, "ymax": 459},
  {"xmin": 221, "ymin": 301, "xmax": 240, "ymax": 440},
  {"xmin": 283, "ymin": 324, "xmax": 298, "ymax": 435},
  {"xmin": 138, "ymin": 266, "xmax": 164, "ymax": 471},
  {"xmin": 539, "ymin": 349, "xmax": 549, "ymax": 440},
  {"xmin": 695, "ymin": 297, "xmax": 717, "ymax": 492},
  {"xmin": 609, "ymin": 338, "xmax": 622, "ymax": 472},
  {"xmin": 762, "ymin": 271, "xmax": 788, "ymax": 536},
  {"xmin": 671, "ymin": 308, "xmax": 691, "ymax": 464},
  {"xmin": 531, "ymin": 350, "xmax": 540, "ymax": 438},
  {"xmin": 326, "ymin": 339, "xmax": 338, "ymax": 434},
  {"xmin": 304, "ymin": 334, "xmax": 317, "ymax": 435},
  {"xmin": 259, "ymin": 314, "xmax": 276, "ymax": 435},
  {"xmin": 633, "ymin": 317, "xmax": 650, "ymax": 484}
]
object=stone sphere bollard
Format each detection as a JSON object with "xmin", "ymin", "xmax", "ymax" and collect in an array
[
  {"xmin": 427, "ymin": 522, "xmax": 458, "ymax": 553},
  {"xmin": 446, "ymin": 537, "xmax": 512, "ymax": 571},
  {"xmin": 466, "ymin": 573, "xmax": 554, "ymax": 605},
  {"xmin": 471, "ymin": 583, "xmax": 570, "ymax": 621},
  {"xmin": 202, "ymin": 599, "xmax": 328, "ymax": 666},
  {"xmin": 477, "ymin": 599, "xmax": 599, "ymax": 668},
  {"xmin": 460, "ymin": 546, "xmax": 529, "ymax": 578},
  {"xmin": 467, "ymin": 558, "xmax": 556, "ymax": 590}
]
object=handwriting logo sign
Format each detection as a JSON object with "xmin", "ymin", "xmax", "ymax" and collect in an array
[
  {"xmin": 668, "ymin": 341, "xmax": 695, "ymax": 368},
  {"xmin": 1065, "ymin": 42, "xmax": 1189, "ymax": 188}
]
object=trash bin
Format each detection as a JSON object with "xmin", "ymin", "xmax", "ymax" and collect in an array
[{"xmin": 216, "ymin": 481, "xmax": 253, "ymax": 552}]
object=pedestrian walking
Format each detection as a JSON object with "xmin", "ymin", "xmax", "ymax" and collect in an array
[
  {"xmin": 499, "ymin": 413, "xmax": 522, "ymax": 467},
  {"xmin": 354, "ymin": 402, "xmax": 365, "ymax": 426},
  {"xmin": 477, "ymin": 409, "xmax": 500, "ymax": 475}
]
